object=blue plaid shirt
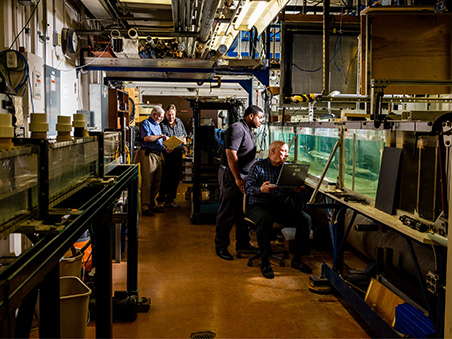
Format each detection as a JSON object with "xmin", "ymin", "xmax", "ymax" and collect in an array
[
  {"xmin": 160, "ymin": 117, "xmax": 187, "ymax": 150},
  {"xmin": 245, "ymin": 158, "xmax": 295, "ymax": 206}
]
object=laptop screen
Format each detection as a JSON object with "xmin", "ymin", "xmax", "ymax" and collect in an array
[{"xmin": 275, "ymin": 163, "xmax": 310, "ymax": 187}]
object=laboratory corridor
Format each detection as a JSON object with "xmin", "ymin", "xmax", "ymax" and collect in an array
[{"xmin": 88, "ymin": 185, "xmax": 371, "ymax": 338}]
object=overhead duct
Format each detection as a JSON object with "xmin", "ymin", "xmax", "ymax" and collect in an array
[
  {"xmin": 79, "ymin": 0, "xmax": 111, "ymax": 19},
  {"xmin": 199, "ymin": 0, "xmax": 222, "ymax": 43}
]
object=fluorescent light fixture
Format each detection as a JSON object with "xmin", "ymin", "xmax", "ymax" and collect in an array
[
  {"xmin": 247, "ymin": 1, "xmax": 268, "ymax": 31},
  {"xmin": 252, "ymin": 0, "xmax": 290, "ymax": 34},
  {"xmin": 234, "ymin": 0, "xmax": 252, "ymax": 30}
]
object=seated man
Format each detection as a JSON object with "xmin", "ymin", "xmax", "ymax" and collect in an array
[{"xmin": 245, "ymin": 140, "xmax": 312, "ymax": 279}]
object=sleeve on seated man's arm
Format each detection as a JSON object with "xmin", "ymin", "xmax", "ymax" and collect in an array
[{"xmin": 245, "ymin": 162, "xmax": 262, "ymax": 197}]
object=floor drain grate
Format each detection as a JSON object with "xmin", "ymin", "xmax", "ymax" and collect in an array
[{"xmin": 190, "ymin": 331, "xmax": 216, "ymax": 339}]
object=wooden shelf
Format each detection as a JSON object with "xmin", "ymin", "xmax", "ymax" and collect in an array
[{"xmin": 108, "ymin": 88, "xmax": 130, "ymax": 129}]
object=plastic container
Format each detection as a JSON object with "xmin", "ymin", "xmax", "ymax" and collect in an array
[
  {"xmin": 60, "ymin": 276, "xmax": 92, "ymax": 338},
  {"xmin": 59, "ymin": 248, "xmax": 83, "ymax": 278}
]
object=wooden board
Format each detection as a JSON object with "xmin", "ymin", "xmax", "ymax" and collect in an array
[
  {"xmin": 364, "ymin": 278, "xmax": 405, "ymax": 327},
  {"xmin": 369, "ymin": 15, "xmax": 451, "ymax": 94}
]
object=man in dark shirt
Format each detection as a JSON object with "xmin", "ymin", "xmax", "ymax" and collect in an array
[
  {"xmin": 245, "ymin": 140, "xmax": 312, "ymax": 279},
  {"xmin": 156, "ymin": 104, "xmax": 187, "ymax": 209},
  {"xmin": 135, "ymin": 106, "xmax": 168, "ymax": 216},
  {"xmin": 215, "ymin": 105, "xmax": 264, "ymax": 261}
]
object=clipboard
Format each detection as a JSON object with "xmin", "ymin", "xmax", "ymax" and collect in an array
[{"xmin": 163, "ymin": 135, "xmax": 184, "ymax": 150}]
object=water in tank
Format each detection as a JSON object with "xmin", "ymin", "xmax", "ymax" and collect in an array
[{"xmin": 270, "ymin": 125, "xmax": 386, "ymax": 199}]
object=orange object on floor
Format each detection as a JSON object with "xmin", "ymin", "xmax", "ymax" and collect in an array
[{"xmin": 74, "ymin": 239, "xmax": 93, "ymax": 272}]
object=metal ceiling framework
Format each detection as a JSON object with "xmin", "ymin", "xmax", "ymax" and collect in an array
[
  {"xmin": 76, "ymin": 0, "xmax": 293, "ymax": 104},
  {"xmin": 76, "ymin": 0, "xmax": 357, "ymax": 104},
  {"xmin": 82, "ymin": 55, "xmax": 270, "ymax": 102},
  {"xmin": 78, "ymin": 0, "xmax": 289, "ymax": 59}
]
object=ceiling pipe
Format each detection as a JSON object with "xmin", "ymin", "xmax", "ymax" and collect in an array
[
  {"xmin": 199, "ymin": 0, "xmax": 222, "ymax": 43},
  {"xmin": 225, "ymin": 0, "xmax": 243, "ymax": 36},
  {"xmin": 171, "ymin": 0, "xmax": 180, "ymax": 32},
  {"xmin": 179, "ymin": 0, "xmax": 185, "ymax": 33},
  {"xmin": 185, "ymin": 0, "xmax": 190, "ymax": 32},
  {"xmin": 195, "ymin": 0, "xmax": 204, "ymax": 29},
  {"xmin": 187, "ymin": 0, "xmax": 199, "ymax": 57}
]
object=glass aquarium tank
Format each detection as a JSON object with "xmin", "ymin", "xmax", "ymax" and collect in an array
[
  {"xmin": 0, "ymin": 146, "xmax": 39, "ymax": 227},
  {"xmin": 270, "ymin": 124, "xmax": 387, "ymax": 199},
  {"xmin": 104, "ymin": 131, "xmax": 122, "ymax": 174},
  {"xmin": 269, "ymin": 125, "xmax": 296, "ymax": 162},
  {"xmin": 297, "ymin": 126, "xmax": 340, "ymax": 184},
  {"xmin": 49, "ymin": 137, "xmax": 99, "ymax": 201}
]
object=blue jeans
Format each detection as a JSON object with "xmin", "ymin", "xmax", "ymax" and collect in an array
[{"xmin": 247, "ymin": 201, "xmax": 311, "ymax": 260}]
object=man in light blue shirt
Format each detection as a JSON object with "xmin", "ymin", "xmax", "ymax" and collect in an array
[{"xmin": 135, "ymin": 106, "xmax": 168, "ymax": 216}]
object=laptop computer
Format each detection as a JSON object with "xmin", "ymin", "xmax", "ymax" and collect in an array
[{"xmin": 273, "ymin": 163, "xmax": 310, "ymax": 187}]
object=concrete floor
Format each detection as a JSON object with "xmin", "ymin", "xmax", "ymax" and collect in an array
[{"xmin": 87, "ymin": 185, "xmax": 371, "ymax": 338}]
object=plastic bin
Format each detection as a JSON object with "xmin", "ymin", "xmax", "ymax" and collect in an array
[
  {"xmin": 60, "ymin": 276, "xmax": 92, "ymax": 338},
  {"xmin": 59, "ymin": 248, "xmax": 83, "ymax": 278}
]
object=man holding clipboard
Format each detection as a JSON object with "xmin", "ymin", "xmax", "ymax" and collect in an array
[
  {"xmin": 245, "ymin": 140, "xmax": 312, "ymax": 279},
  {"xmin": 156, "ymin": 104, "xmax": 188, "ymax": 209}
]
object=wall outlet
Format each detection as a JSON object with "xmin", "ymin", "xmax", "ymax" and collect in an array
[{"xmin": 6, "ymin": 51, "xmax": 17, "ymax": 69}]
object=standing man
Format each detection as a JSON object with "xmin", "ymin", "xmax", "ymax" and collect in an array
[
  {"xmin": 215, "ymin": 105, "xmax": 264, "ymax": 260},
  {"xmin": 245, "ymin": 141, "xmax": 312, "ymax": 279},
  {"xmin": 156, "ymin": 104, "xmax": 188, "ymax": 209},
  {"xmin": 135, "ymin": 106, "xmax": 168, "ymax": 216}
]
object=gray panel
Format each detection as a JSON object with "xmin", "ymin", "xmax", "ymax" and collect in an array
[
  {"xmin": 375, "ymin": 147, "xmax": 403, "ymax": 215},
  {"xmin": 291, "ymin": 34, "xmax": 358, "ymax": 94},
  {"xmin": 45, "ymin": 66, "xmax": 60, "ymax": 136},
  {"xmin": 89, "ymin": 84, "xmax": 109, "ymax": 130}
]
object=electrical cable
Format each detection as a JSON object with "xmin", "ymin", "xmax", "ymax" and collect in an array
[
  {"xmin": 58, "ymin": 38, "xmax": 113, "ymax": 73},
  {"xmin": 0, "ymin": 50, "xmax": 30, "ymax": 97},
  {"xmin": 10, "ymin": 0, "xmax": 42, "ymax": 50}
]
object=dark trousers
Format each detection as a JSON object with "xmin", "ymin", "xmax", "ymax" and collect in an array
[
  {"xmin": 215, "ymin": 167, "xmax": 250, "ymax": 250},
  {"xmin": 247, "ymin": 201, "xmax": 311, "ymax": 260},
  {"xmin": 157, "ymin": 149, "xmax": 183, "ymax": 203}
]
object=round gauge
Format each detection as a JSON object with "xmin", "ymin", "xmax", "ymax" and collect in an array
[
  {"xmin": 62, "ymin": 28, "xmax": 78, "ymax": 55},
  {"xmin": 66, "ymin": 29, "xmax": 78, "ymax": 55}
]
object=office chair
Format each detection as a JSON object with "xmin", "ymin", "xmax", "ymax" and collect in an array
[{"xmin": 236, "ymin": 194, "xmax": 289, "ymax": 267}]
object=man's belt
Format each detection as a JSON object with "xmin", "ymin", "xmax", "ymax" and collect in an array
[{"xmin": 144, "ymin": 148, "xmax": 161, "ymax": 156}]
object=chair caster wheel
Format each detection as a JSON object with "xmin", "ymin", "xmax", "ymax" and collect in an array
[
  {"xmin": 279, "ymin": 261, "xmax": 285, "ymax": 267},
  {"xmin": 236, "ymin": 253, "xmax": 242, "ymax": 259},
  {"xmin": 247, "ymin": 260, "xmax": 253, "ymax": 267}
]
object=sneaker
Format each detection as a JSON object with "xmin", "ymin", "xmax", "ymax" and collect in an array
[{"xmin": 165, "ymin": 201, "xmax": 179, "ymax": 208}]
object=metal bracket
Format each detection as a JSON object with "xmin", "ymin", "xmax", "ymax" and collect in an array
[{"xmin": 16, "ymin": 219, "xmax": 64, "ymax": 234}]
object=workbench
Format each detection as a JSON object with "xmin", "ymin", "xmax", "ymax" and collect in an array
[
  {"xmin": 0, "ymin": 136, "xmax": 140, "ymax": 338},
  {"xmin": 306, "ymin": 177, "xmax": 446, "ymax": 337}
]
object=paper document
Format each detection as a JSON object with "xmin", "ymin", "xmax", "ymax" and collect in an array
[{"xmin": 163, "ymin": 135, "xmax": 184, "ymax": 150}]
